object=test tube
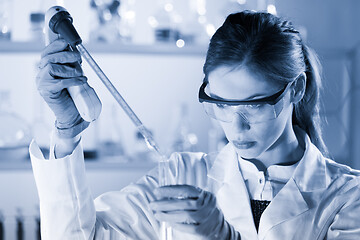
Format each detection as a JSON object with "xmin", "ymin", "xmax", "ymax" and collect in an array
[
  {"xmin": 0, "ymin": 210, "xmax": 4, "ymax": 240},
  {"xmin": 16, "ymin": 208, "xmax": 23, "ymax": 240},
  {"xmin": 158, "ymin": 158, "xmax": 173, "ymax": 240}
]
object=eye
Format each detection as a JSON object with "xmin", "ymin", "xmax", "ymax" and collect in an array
[
  {"xmin": 215, "ymin": 103, "xmax": 227, "ymax": 109},
  {"xmin": 245, "ymin": 104, "xmax": 262, "ymax": 109}
]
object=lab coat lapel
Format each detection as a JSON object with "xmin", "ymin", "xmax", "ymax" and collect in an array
[
  {"xmin": 208, "ymin": 143, "xmax": 259, "ymax": 240},
  {"xmin": 257, "ymin": 178, "xmax": 309, "ymax": 240},
  {"xmin": 258, "ymin": 131, "xmax": 328, "ymax": 240}
]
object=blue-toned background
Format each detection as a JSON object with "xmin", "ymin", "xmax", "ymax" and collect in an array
[{"xmin": 0, "ymin": 0, "xmax": 359, "ymax": 239}]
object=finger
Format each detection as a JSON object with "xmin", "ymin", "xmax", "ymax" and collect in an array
[
  {"xmin": 154, "ymin": 211, "xmax": 199, "ymax": 225},
  {"xmin": 37, "ymin": 77, "xmax": 88, "ymax": 96},
  {"xmin": 41, "ymin": 39, "xmax": 69, "ymax": 58},
  {"xmin": 154, "ymin": 185, "xmax": 202, "ymax": 200},
  {"xmin": 168, "ymin": 222, "xmax": 199, "ymax": 235},
  {"xmin": 194, "ymin": 192, "xmax": 216, "ymax": 220},
  {"xmin": 36, "ymin": 63, "xmax": 84, "ymax": 85},
  {"xmin": 153, "ymin": 190, "xmax": 216, "ymax": 221},
  {"xmin": 49, "ymin": 63, "xmax": 84, "ymax": 78},
  {"xmin": 150, "ymin": 198, "xmax": 202, "ymax": 212},
  {"xmin": 39, "ymin": 51, "xmax": 82, "ymax": 69}
]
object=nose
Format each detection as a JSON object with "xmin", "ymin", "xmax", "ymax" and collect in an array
[{"xmin": 232, "ymin": 112, "xmax": 250, "ymax": 131}]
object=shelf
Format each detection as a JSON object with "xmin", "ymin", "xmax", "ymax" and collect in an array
[
  {"xmin": 0, "ymin": 158, "xmax": 157, "ymax": 173},
  {"xmin": 0, "ymin": 41, "xmax": 208, "ymax": 55},
  {"xmin": 0, "ymin": 41, "xmax": 355, "ymax": 58}
]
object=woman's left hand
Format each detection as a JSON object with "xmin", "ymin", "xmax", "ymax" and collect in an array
[{"xmin": 150, "ymin": 184, "xmax": 227, "ymax": 238}]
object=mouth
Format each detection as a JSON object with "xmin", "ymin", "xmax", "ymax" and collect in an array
[{"xmin": 232, "ymin": 140, "xmax": 256, "ymax": 149}]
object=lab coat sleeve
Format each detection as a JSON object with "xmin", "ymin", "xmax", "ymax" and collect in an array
[
  {"xmin": 92, "ymin": 168, "xmax": 160, "ymax": 239},
  {"xmin": 30, "ymin": 138, "xmax": 96, "ymax": 240},
  {"xmin": 326, "ymin": 177, "xmax": 360, "ymax": 239}
]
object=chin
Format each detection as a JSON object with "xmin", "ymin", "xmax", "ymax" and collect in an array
[{"xmin": 232, "ymin": 143, "xmax": 264, "ymax": 160}]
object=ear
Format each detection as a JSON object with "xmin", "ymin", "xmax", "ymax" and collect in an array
[{"xmin": 290, "ymin": 72, "xmax": 306, "ymax": 104}]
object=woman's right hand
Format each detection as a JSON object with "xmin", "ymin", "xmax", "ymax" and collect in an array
[{"xmin": 36, "ymin": 39, "xmax": 89, "ymax": 138}]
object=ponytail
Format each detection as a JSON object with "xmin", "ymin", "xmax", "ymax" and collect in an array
[{"xmin": 293, "ymin": 44, "xmax": 329, "ymax": 157}]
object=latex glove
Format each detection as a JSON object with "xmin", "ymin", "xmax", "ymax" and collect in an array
[
  {"xmin": 36, "ymin": 39, "xmax": 89, "ymax": 138},
  {"xmin": 150, "ymin": 185, "xmax": 240, "ymax": 239}
]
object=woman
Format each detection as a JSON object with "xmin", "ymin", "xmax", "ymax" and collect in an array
[{"xmin": 31, "ymin": 11, "xmax": 360, "ymax": 239}]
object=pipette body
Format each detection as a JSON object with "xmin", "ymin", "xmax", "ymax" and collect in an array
[{"xmin": 45, "ymin": 6, "xmax": 102, "ymax": 122}]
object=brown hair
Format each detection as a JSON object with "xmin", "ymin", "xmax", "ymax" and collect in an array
[{"xmin": 203, "ymin": 11, "xmax": 328, "ymax": 156}]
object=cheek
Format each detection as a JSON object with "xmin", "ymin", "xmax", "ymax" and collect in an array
[
  {"xmin": 254, "ymin": 120, "xmax": 284, "ymax": 146},
  {"xmin": 219, "ymin": 118, "xmax": 285, "ymax": 142},
  {"xmin": 253, "ymin": 105, "xmax": 293, "ymax": 148}
]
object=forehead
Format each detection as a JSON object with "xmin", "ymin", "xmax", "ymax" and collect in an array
[{"xmin": 207, "ymin": 66, "xmax": 279, "ymax": 100}]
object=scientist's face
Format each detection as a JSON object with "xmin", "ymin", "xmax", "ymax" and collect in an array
[{"xmin": 207, "ymin": 65, "xmax": 294, "ymax": 159}]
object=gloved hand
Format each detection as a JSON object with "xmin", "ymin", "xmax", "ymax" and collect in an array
[
  {"xmin": 150, "ymin": 184, "xmax": 240, "ymax": 239},
  {"xmin": 36, "ymin": 39, "xmax": 89, "ymax": 138}
]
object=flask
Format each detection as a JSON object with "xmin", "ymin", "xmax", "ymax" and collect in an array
[
  {"xmin": 89, "ymin": 0, "xmax": 126, "ymax": 43},
  {"xmin": 29, "ymin": 12, "xmax": 45, "ymax": 42},
  {"xmin": 176, "ymin": 0, "xmax": 210, "ymax": 45},
  {"xmin": 0, "ymin": 0, "xmax": 12, "ymax": 40},
  {"xmin": 0, "ymin": 91, "xmax": 32, "ymax": 161},
  {"xmin": 98, "ymin": 104, "xmax": 125, "ymax": 159},
  {"xmin": 169, "ymin": 103, "xmax": 198, "ymax": 153},
  {"xmin": 149, "ymin": 0, "xmax": 179, "ymax": 43},
  {"xmin": 133, "ymin": 130, "xmax": 158, "ymax": 162}
]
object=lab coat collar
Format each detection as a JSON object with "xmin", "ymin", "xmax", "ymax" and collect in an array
[
  {"xmin": 259, "ymin": 130, "xmax": 329, "ymax": 239},
  {"xmin": 207, "ymin": 143, "xmax": 239, "ymax": 183},
  {"xmin": 258, "ymin": 177, "xmax": 309, "ymax": 240},
  {"xmin": 208, "ymin": 142, "xmax": 259, "ymax": 239},
  {"xmin": 291, "ymin": 128, "xmax": 329, "ymax": 192}
]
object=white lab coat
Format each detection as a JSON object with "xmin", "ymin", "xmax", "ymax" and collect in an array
[{"xmin": 30, "ymin": 129, "xmax": 360, "ymax": 240}]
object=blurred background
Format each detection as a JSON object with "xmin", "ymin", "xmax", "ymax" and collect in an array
[{"xmin": 0, "ymin": 0, "xmax": 359, "ymax": 239}]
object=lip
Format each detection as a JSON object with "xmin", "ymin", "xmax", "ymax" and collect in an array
[{"xmin": 232, "ymin": 140, "xmax": 256, "ymax": 149}]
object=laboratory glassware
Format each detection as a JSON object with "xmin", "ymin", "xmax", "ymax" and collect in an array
[
  {"xmin": 0, "ymin": 90, "xmax": 32, "ymax": 161},
  {"xmin": 89, "ymin": 0, "xmax": 122, "ymax": 43},
  {"xmin": 0, "ymin": 210, "xmax": 3, "ymax": 240},
  {"xmin": 29, "ymin": 12, "xmax": 45, "ymax": 42},
  {"xmin": 170, "ymin": 103, "xmax": 198, "ymax": 153},
  {"xmin": 150, "ymin": 0, "xmax": 179, "ymax": 43},
  {"xmin": 0, "ymin": 0, "xmax": 12, "ymax": 40}
]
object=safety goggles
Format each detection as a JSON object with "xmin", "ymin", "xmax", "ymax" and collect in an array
[{"xmin": 198, "ymin": 81, "xmax": 292, "ymax": 124}]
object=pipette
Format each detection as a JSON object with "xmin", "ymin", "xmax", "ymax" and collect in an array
[{"xmin": 46, "ymin": 6, "xmax": 172, "ymax": 239}]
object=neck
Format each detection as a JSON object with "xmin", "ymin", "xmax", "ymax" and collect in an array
[{"xmin": 245, "ymin": 123, "xmax": 305, "ymax": 171}]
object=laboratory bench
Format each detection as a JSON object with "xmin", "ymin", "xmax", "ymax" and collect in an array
[{"xmin": 0, "ymin": 157, "xmax": 157, "ymax": 170}]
